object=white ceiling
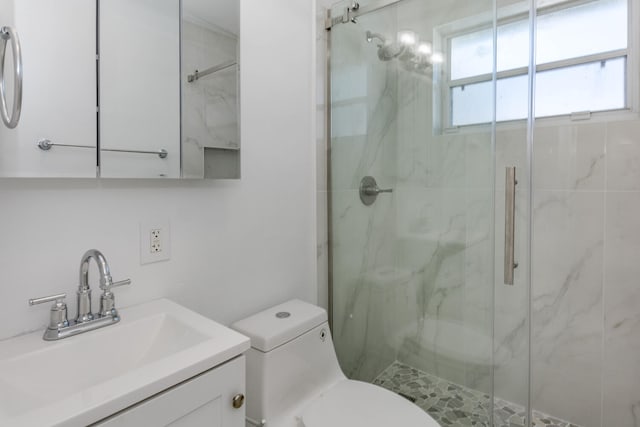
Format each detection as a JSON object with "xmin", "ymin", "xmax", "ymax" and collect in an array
[{"xmin": 183, "ymin": 0, "xmax": 239, "ymax": 36}]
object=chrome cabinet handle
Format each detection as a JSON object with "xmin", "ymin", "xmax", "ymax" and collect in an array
[
  {"xmin": 0, "ymin": 26, "xmax": 22, "ymax": 129},
  {"xmin": 504, "ymin": 167, "xmax": 518, "ymax": 285}
]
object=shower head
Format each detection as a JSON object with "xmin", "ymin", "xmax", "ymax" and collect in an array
[
  {"xmin": 365, "ymin": 28, "xmax": 442, "ymax": 75},
  {"xmin": 366, "ymin": 30, "xmax": 385, "ymax": 44},
  {"xmin": 365, "ymin": 30, "xmax": 404, "ymax": 61}
]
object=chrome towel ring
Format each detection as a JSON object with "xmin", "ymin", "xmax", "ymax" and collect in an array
[{"xmin": 0, "ymin": 26, "xmax": 22, "ymax": 129}]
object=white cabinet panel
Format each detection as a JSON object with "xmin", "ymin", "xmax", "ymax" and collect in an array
[
  {"xmin": 99, "ymin": 0, "xmax": 181, "ymax": 178},
  {"xmin": 0, "ymin": 0, "xmax": 97, "ymax": 177},
  {"xmin": 96, "ymin": 356, "xmax": 245, "ymax": 427}
]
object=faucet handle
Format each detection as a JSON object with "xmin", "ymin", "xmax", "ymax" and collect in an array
[
  {"xmin": 29, "ymin": 293, "xmax": 67, "ymax": 306},
  {"xmin": 99, "ymin": 279, "xmax": 131, "ymax": 318},
  {"xmin": 100, "ymin": 278, "xmax": 131, "ymax": 291},
  {"xmin": 28, "ymin": 293, "xmax": 69, "ymax": 333},
  {"xmin": 111, "ymin": 279, "xmax": 131, "ymax": 289}
]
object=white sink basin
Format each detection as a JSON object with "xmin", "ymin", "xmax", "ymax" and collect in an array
[{"xmin": 0, "ymin": 298, "xmax": 250, "ymax": 426}]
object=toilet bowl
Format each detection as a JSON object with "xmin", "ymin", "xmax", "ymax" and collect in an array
[{"xmin": 231, "ymin": 299, "xmax": 440, "ymax": 427}]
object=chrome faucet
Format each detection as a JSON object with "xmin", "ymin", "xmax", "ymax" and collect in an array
[
  {"xmin": 77, "ymin": 249, "xmax": 110, "ymax": 322},
  {"xmin": 29, "ymin": 249, "xmax": 131, "ymax": 341}
]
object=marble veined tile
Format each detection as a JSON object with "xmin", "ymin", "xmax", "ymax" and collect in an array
[
  {"xmin": 533, "ymin": 122, "xmax": 606, "ymax": 191},
  {"xmin": 531, "ymin": 190, "xmax": 604, "ymax": 426},
  {"xmin": 606, "ymin": 119, "xmax": 640, "ymax": 191},
  {"xmin": 331, "ymin": 188, "xmax": 397, "ymax": 381},
  {"xmin": 603, "ymin": 191, "xmax": 640, "ymax": 427}
]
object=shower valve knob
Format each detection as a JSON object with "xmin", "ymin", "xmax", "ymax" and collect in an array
[{"xmin": 359, "ymin": 176, "xmax": 393, "ymax": 206}]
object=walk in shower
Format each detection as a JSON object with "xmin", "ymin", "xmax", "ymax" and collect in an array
[{"xmin": 324, "ymin": 0, "xmax": 639, "ymax": 426}]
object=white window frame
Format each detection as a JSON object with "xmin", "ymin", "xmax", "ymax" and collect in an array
[{"xmin": 433, "ymin": 0, "xmax": 638, "ymax": 132}]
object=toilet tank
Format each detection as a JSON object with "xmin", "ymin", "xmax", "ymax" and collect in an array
[{"xmin": 231, "ymin": 300, "xmax": 345, "ymax": 425}]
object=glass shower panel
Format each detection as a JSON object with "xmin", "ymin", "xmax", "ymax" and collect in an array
[
  {"xmin": 529, "ymin": 1, "xmax": 632, "ymax": 426},
  {"xmin": 492, "ymin": 0, "xmax": 532, "ymax": 426},
  {"xmin": 329, "ymin": 0, "xmax": 499, "ymax": 424}
]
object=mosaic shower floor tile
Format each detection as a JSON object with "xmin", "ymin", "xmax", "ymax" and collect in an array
[{"xmin": 372, "ymin": 361, "xmax": 581, "ymax": 427}]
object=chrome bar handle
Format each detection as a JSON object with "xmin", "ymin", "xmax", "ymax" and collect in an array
[
  {"xmin": 504, "ymin": 167, "xmax": 518, "ymax": 285},
  {"xmin": 37, "ymin": 139, "xmax": 168, "ymax": 158},
  {"xmin": 187, "ymin": 60, "xmax": 237, "ymax": 83},
  {"xmin": 0, "ymin": 26, "xmax": 23, "ymax": 129},
  {"xmin": 29, "ymin": 293, "xmax": 67, "ymax": 306}
]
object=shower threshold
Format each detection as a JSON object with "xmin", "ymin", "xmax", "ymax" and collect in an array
[{"xmin": 373, "ymin": 361, "xmax": 581, "ymax": 427}]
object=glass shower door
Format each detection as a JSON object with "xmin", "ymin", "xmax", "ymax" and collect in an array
[{"xmin": 327, "ymin": 0, "xmax": 516, "ymax": 425}]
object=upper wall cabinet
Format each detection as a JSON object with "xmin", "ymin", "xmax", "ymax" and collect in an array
[
  {"xmin": 0, "ymin": 0, "xmax": 239, "ymax": 179},
  {"xmin": 0, "ymin": 0, "xmax": 97, "ymax": 177}
]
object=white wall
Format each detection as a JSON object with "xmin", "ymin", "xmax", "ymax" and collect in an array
[{"xmin": 0, "ymin": 0, "xmax": 317, "ymax": 341}]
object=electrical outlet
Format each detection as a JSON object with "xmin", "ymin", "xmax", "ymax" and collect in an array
[
  {"xmin": 140, "ymin": 221, "xmax": 170, "ymax": 264},
  {"xmin": 150, "ymin": 229, "xmax": 162, "ymax": 253}
]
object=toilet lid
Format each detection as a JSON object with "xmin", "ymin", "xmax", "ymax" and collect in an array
[{"xmin": 300, "ymin": 379, "xmax": 439, "ymax": 427}]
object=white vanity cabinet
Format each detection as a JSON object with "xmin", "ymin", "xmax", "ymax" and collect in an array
[{"xmin": 95, "ymin": 355, "xmax": 245, "ymax": 427}]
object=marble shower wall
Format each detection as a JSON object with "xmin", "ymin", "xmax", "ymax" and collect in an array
[
  {"xmin": 388, "ymin": 0, "xmax": 496, "ymax": 397},
  {"xmin": 328, "ymin": 7, "xmax": 402, "ymax": 381},
  {"xmin": 326, "ymin": 0, "xmax": 496, "ymax": 390},
  {"xmin": 530, "ymin": 118, "xmax": 640, "ymax": 427}
]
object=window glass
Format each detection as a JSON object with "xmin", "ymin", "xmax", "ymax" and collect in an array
[
  {"xmin": 450, "ymin": 27, "xmax": 493, "ymax": 80},
  {"xmin": 448, "ymin": 0, "xmax": 629, "ymax": 126},
  {"xmin": 451, "ymin": 81, "xmax": 492, "ymax": 125},
  {"xmin": 535, "ymin": 57, "xmax": 626, "ymax": 117},
  {"xmin": 451, "ymin": 75, "xmax": 528, "ymax": 126},
  {"xmin": 497, "ymin": 19, "xmax": 530, "ymax": 72},
  {"xmin": 537, "ymin": 0, "xmax": 627, "ymax": 64}
]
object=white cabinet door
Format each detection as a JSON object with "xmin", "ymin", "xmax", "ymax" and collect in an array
[
  {"xmin": 99, "ymin": 0, "xmax": 181, "ymax": 179},
  {"xmin": 95, "ymin": 356, "xmax": 245, "ymax": 427},
  {"xmin": 0, "ymin": 0, "xmax": 97, "ymax": 177}
]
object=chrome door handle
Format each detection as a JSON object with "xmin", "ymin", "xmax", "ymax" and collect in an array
[
  {"xmin": 0, "ymin": 26, "xmax": 23, "ymax": 129},
  {"xmin": 504, "ymin": 166, "xmax": 518, "ymax": 285}
]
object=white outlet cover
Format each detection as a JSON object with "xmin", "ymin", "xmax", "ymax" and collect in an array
[{"xmin": 140, "ymin": 220, "xmax": 171, "ymax": 264}]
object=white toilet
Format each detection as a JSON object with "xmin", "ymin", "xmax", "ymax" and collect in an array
[{"xmin": 231, "ymin": 299, "xmax": 440, "ymax": 427}]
